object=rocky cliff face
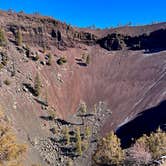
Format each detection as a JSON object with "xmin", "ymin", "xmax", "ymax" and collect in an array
[
  {"xmin": 0, "ymin": 11, "xmax": 97, "ymax": 50},
  {"xmin": 0, "ymin": 10, "xmax": 165, "ymax": 165},
  {"xmin": 97, "ymin": 28, "xmax": 166, "ymax": 51}
]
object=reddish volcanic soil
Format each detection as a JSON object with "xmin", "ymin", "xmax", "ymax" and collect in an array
[{"xmin": 0, "ymin": 11, "xmax": 165, "ymax": 165}]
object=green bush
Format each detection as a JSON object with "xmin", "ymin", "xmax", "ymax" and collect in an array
[{"xmin": 93, "ymin": 131, "xmax": 124, "ymax": 165}]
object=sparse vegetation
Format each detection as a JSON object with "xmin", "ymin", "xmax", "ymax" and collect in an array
[
  {"xmin": 33, "ymin": 53, "xmax": 39, "ymax": 61},
  {"xmin": 93, "ymin": 131, "xmax": 124, "ymax": 165},
  {"xmin": 85, "ymin": 125, "xmax": 91, "ymax": 139},
  {"xmin": 135, "ymin": 128, "xmax": 166, "ymax": 160},
  {"xmin": 47, "ymin": 53, "xmax": 52, "ymax": 66},
  {"xmin": 4, "ymin": 79, "xmax": 11, "ymax": 86},
  {"xmin": 0, "ymin": 52, "xmax": 8, "ymax": 71},
  {"xmin": 47, "ymin": 108, "xmax": 56, "ymax": 120},
  {"xmin": 0, "ymin": 28, "xmax": 6, "ymax": 46},
  {"xmin": 76, "ymin": 127, "xmax": 82, "ymax": 156},
  {"xmin": 16, "ymin": 28, "xmax": 22, "ymax": 46},
  {"xmin": 66, "ymin": 158, "xmax": 73, "ymax": 166},
  {"xmin": 64, "ymin": 126, "xmax": 70, "ymax": 145},
  {"xmin": 79, "ymin": 102, "xmax": 87, "ymax": 114},
  {"xmin": 86, "ymin": 54, "xmax": 90, "ymax": 65},
  {"xmin": 34, "ymin": 73, "xmax": 41, "ymax": 96},
  {"xmin": 57, "ymin": 56, "xmax": 67, "ymax": 65},
  {"xmin": 0, "ymin": 106, "xmax": 27, "ymax": 165},
  {"xmin": 25, "ymin": 45, "xmax": 30, "ymax": 58},
  {"xmin": 125, "ymin": 140, "xmax": 152, "ymax": 165}
]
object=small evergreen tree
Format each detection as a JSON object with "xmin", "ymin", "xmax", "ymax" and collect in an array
[
  {"xmin": 47, "ymin": 109, "xmax": 56, "ymax": 120},
  {"xmin": 93, "ymin": 131, "xmax": 124, "ymax": 165},
  {"xmin": 64, "ymin": 126, "xmax": 70, "ymax": 145},
  {"xmin": 0, "ymin": 106, "xmax": 27, "ymax": 165},
  {"xmin": 76, "ymin": 127, "xmax": 82, "ymax": 156},
  {"xmin": 85, "ymin": 125, "xmax": 91, "ymax": 139},
  {"xmin": 0, "ymin": 28, "xmax": 6, "ymax": 46},
  {"xmin": 34, "ymin": 73, "xmax": 41, "ymax": 96},
  {"xmin": 57, "ymin": 56, "xmax": 67, "ymax": 65},
  {"xmin": 16, "ymin": 29, "xmax": 22, "ymax": 46},
  {"xmin": 79, "ymin": 102, "xmax": 87, "ymax": 115},
  {"xmin": 47, "ymin": 53, "xmax": 52, "ymax": 66}
]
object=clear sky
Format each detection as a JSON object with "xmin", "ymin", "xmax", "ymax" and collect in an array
[{"xmin": 0, "ymin": 0, "xmax": 165, "ymax": 28}]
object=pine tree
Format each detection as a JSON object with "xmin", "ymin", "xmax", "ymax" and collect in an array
[
  {"xmin": 64, "ymin": 126, "xmax": 70, "ymax": 145},
  {"xmin": 93, "ymin": 131, "xmax": 124, "ymax": 165},
  {"xmin": 0, "ymin": 106, "xmax": 27, "ymax": 165},
  {"xmin": 85, "ymin": 126, "xmax": 91, "ymax": 139},
  {"xmin": 47, "ymin": 53, "xmax": 52, "ymax": 66},
  {"xmin": 79, "ymin": 102, "xmax": 87, "ymax": 115},
  {"xmin": 34, "ymin": 73, "xmax": 41, "ymax": 96},
  {"xmin": 76, "ymin": 127, "xmax": 82, "ymax": 156},
  {"xmin": 16, "ymin": 29, "xmax": 22, "ymax": 46}
]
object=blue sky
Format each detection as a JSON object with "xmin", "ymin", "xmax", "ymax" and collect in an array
[{"xmin": 0, "ymin": 0, "xmax": 165, "ymax": 28}]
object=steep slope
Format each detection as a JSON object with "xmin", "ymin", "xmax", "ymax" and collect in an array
[{"xmin": 0, "ymin": 11, "xmax": 165, "ymax": 165}]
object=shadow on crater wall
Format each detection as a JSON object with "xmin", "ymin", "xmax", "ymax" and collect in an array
[{"xmin": 116, "ymin": 100, "xmax": 166, "ymax": 148}]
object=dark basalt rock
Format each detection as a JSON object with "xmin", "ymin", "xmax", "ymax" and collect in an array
[{"xmin": 97, "ymin": 29, "xmax": 166, "ymax": 51}]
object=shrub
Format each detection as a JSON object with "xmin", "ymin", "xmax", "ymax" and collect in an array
[
  {"xmin": 66, "ymin": 159, "xmax": 73, "ymax": 166},
  {"xmin": 33, "ymin": 53, "xmax": 39, "ymax": 61},
  {"xmin": 76, "ymin": 127, "xmax": 82, "ymax": 156},
  {"xmin": 0, "ymin": 106, "xmax": 27, "ymax": 165},
  {"xmin": 57, "ymin": 57, "xmax": 67, "ymax": 65},
  {"xmin": 34, "ymin": 73, "xmax": 41, "ymax": 96},
  {"xmin": 79, "ymin": 102, "xmax": 87, "ymax": 114},
  {"xmin": 1, "ymin": 55, "xmax": 8, "ymax": 66},
  {"xmin": 85, "ymin": 126, "xmax": 91, "ymax": 139},
  {"xmin": 86, "ymin": 54, "xmax": 90, "ymax": 65},
  {"xmin": 47, "ymin": 53, "xmax": 52, "ymax": 66},
  {"xmin": 125, "ymin": 141, "xmax": 152, "ymax": 165},
  {"xmin": 63, "ymin": 126, "xmax": 70, "ymax": 145},
  {"xmin": 25, "ymin": 45, "xmax": 30, "ymax": 58},
  {"xmin": 136, "ymin": 128, "xmax": 166, "ymax": 160},
  {"xmin": 0, "ymin": 63, "xmax": 4, "ymax": 71},
  {"xmin": 16, "ymin": 29, "xmax": 22, "ymax": 46},
  {"xmin": 47, "ymin": 108, "xmax": 56, "ymax": 120},
  {"xmin": 0, "ymin": 28, "xmax": 6, "ymax": 46},
  {"xmin": 93, "ymin": 131, "xmax": 124, "ymax": 165},
  {"xmin": 4, "ymin": 79, "xmax": 11, "ymax": 86}
]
